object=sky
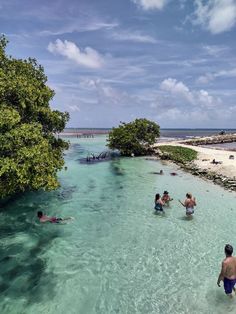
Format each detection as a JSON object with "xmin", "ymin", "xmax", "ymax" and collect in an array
[{"xmin": 1, "ymin": 0, "xmax": 236, "ymax": 128}]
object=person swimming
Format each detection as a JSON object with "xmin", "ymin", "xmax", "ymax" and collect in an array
[
  {"xmin": 179, "ymin": 193, "xmax": 196, "ymax": 216},
  {"xmin": 37, "ymin": 211, "xmax": 63, "ymax": 223},
  {"xmin": 154, "ymin": 193, "xmax": 165, "ymax": 212}
]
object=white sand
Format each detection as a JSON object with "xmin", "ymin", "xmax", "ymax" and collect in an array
[{"xmin": 154, "ymin": 142, "xmax": 236, "ymax": 178}]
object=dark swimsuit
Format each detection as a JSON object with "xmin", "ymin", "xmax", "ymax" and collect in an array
[
  {"xmin": 155, "ymin": 202, "xmax": 163, "ymax": 212},
  {"xmin": 50, "ymin": 217, "xmax": 63, "ymax": 223},
  {"xmin": 224, "ymin": 277, "xmax": 236, "ymax": 294}
]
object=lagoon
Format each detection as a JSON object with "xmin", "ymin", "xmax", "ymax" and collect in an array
[{"xmin": 0, "ymin": 136, "xmax": 236, "ymax": 314}]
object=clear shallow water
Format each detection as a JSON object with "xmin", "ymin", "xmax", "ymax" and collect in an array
[{"xmin": 0, "ymin": 136, "xmax": 236, "ymax": 314}]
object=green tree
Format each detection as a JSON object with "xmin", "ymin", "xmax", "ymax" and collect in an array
[
  {"xmin": 107, "ymin": 118, "xmax": 160, "ymax": 156},
  {"xmin": 0, "ymin": 36, "xmax": 69, "ymax": 199}
]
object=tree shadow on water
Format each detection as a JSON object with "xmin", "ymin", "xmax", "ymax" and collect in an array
[
  {"xmin": 0, "ymin": 196, "xmax": 61, "ymax": 307},
  {"xmin": 0, "ymin": 233, "xmax": 58, "ymax": 305}
]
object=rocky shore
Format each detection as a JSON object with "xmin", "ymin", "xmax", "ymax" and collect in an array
[
  {"xmin": 154, "ymin": 137, "xmax": 236, "ymax": 192},
  {"xmin": 181, "ymin": 133, "xmax": 236, "ymax": 146}
]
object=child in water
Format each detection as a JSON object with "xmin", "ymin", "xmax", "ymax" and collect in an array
[{"xmin": 161, "ymin": 191, "xmax": 173, "ymax": 206}]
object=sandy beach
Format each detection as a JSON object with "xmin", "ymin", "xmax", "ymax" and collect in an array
[{"xmin": 155, "ymin": 141, "xmax": 236, "ymax": 178}]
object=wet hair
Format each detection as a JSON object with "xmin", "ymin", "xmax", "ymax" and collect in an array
[
  {"xmin": 155, "ymin": 193, "xmax": 161, "ymax": 202},
  {"xmin": 164, "ymin": 191, "xmax": 168, "ymax": 195},
  {"xmin": 37, "ymin": 211, "xmax": 43, "ymax": 218},
  {"xmin": 225, "ymin": 244, "xmax": 233, "ymax": 256},
  {"xmin": 186, "ymin": 193, "xmax": 192, "ymax": 199}
]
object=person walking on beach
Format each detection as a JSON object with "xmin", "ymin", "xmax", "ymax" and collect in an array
[
  {"xmin": 154, "ymin": 193, "xmax": 165, "ymax": 212},
  {"xmin": 179, "ymin": 193, "xmax": 196, "ymax": 216},
  {"xmin": 217, "ymin": 244, "xmax": 236, "ymax": 298}
]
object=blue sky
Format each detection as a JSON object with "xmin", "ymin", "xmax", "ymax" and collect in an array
[{"xmin": 1, "ymin": 0, "xmax": 236, "ymax": 128}]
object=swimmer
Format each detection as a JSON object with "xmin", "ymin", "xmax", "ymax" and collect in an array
[
  {"xmin": 161, "ymin": 191, "xmax": 173, "ymax": 205},
  {"xmin": 217, "ymin": 244, "xmax": 236, "ymax": 298},
  {"xmin": 37, "ymin": 211, "xmax": 72, "ymax": 223},
  {"xmin": 154, "ymin": 193, "xmax": 165, "ymax": 212},
  {"xmin": 151, "ymin": 170, "xmax": 164, "ymax": 175},
  {"xmin": 179, "ymin": 193, "xmax": 196, "ymax": 216},
  {"xmin": 170, "ymin": 172, "xmax": 177, "ymax": 176}
]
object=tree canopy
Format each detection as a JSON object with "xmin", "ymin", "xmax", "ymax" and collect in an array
[
  {"xmin": 0, "ymin": 36, "xmax": 69, "ymax": 199},
  {"xmin": 107, "ymin": 118, "xmax": 160, "ymax": 156}
]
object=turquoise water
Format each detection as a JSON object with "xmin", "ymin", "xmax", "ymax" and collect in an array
[{"xmin": 1, "ymin": 136, "xmax": 236, "ymax": 314}]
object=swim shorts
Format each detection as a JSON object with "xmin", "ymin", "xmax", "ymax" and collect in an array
[
  {"xmin": 224, "ymin": 277, "xmax": 236, "ymax": 294},
  {"xmin": 50, "ymin": 217, "xmax": 63, "ymax": 223}
]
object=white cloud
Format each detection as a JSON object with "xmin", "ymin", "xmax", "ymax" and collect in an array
[
  {"xmin": 202, "ymin": 44, "xmax": 229, "ymax": 56},
  {"xmin": 80, "ymin": 79, "xmax": 141, "ymax": 107},
  {"xmin": 132, "ymin": 0, "xmax": 168, "ymax": 10},
  {"xmin": 40, "ymin": 21, "xmax": 118, "ymax": 36},
  {"xmin": 47, "ymin": 39, "xmax": 104, "ymax": 69},
  {"xmin": 160, "ymin": 78, "xmax": 194, "ymax": 103},
  {"xmin": 197, "ymin": 68, "xmax": 236, "ymax": 84},
  {"xmin": 160, "ymin": 77, "xmax": 221, "ymax": 108},
  {"xmin": 111, "ymin": 30, "xmax": 157, "ymax": 43},
  {"xmin": 68, "ymin": 105, "xmax": 80, "ymax": 112},
  {"xmin": 193, "ymin": 0, "xmax": 236, "ymax": 34}
]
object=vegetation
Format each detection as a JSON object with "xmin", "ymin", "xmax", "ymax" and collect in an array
[
  {"xmin": 0, "ymin": 36, "xmax": 69, "ymax": 199},
  {"xmin": 158, "ymin": 145, "xmax": 198, "ymax": 163},
  {"xmin": 107, "ymin": 118, "xmax": 160, "ymax": 156}
]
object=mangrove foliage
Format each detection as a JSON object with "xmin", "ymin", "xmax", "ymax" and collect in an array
[
  {"xmin": 107, "ymin": 118, "xmax": 160, "ymax": 156},
  {"xmin": 0, "ymin": 36, "xmax": 69, "ymax": 199}
]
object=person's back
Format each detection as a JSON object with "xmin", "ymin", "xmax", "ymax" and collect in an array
[
  {"xmin": 185, "ymin": 197, "xmax": 196, "ymax": 208},
  {"xmin": 223, "ymin": 256, "xmax": 236, "ymax": 280},
  {"xmin": 217, "ymin": 244, "xmax": 236, "ymax": 297},
  {"xmin": 154, "ymin": 193, "xmax": 164, "ymax": 212}
]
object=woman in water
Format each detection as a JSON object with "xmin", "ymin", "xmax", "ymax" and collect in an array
[
  {"xmin": 154, "ymin": 193, "xmax": 165, "ymax": 212},
  {"xmin": 179, "ymin": 193, "xmax": 196, "ymax": 216}
]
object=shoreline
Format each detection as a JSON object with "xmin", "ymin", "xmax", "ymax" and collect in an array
[{"xmin": 154, "ymin": 137, "xmax": 236, "ymax": 192}]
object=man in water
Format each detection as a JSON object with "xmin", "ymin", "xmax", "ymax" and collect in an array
[
  {"xmin": 37, "ymin": 211, "xmax": 63, "ymax": 223},
  {"xmin": 217, "ymin": 244, "xmax": 236, "ymax": 298}
]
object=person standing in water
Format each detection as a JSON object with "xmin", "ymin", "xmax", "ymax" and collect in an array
[
  {"xmin": 217, "ymin": 244, "xmax": 236, "ymax": 298},
  {"xmin": 161, "ymin": 191, "xmax": 173, "ymax": 206},
  {"xmin": 179, "ymin": 193, "xmax": 196, "ymax": 216},
  {"xmin": 154, "ymin": 193, "xmax": 165, "ymax": 212}
]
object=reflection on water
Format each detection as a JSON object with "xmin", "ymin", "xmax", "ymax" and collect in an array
[{"xmin": 0, "ymin": 136, "xmax": 236, "ymax": 314}]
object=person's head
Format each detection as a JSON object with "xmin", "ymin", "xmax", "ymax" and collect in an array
[
  {"xmin": 164, "ymin": 191, "xmax": 169, "ymax": 195},
  {"xmin": 160, "ymin": 170, "xmax": 163, "ymax": 174},
  {"xmin": 186, "ymin": 193, "xmax": 192, "ymax": 199},
  {"xmin": 225, "ymin": 244, "xmax": 233, "ymax": 256},
  {"xmin": 37, "ymin": 211, "xmax": 43, "ymax": 218},
  {"xmin": 155, "ymin": 193, "xmax": 160, "ymax": 201}
]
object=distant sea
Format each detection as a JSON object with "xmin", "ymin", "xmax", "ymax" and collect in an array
[{"xmin": 63, "ymin": 128, "xmax": 236, "ymax": 139}]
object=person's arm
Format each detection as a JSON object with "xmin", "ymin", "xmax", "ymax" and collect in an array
[
  {"xmin": 217, "ymin": 261, "xmax": 226, "ymax": 286},
  {"xmin": 160, "ymin": 199, "xmax": 165, "ymax": 206},
  {"xmin": 193, "ymin": 197, "xmax": 196, "ymax": 206},
  {"xmin": 178, "ymin": 199, "xmax": 185, "ymax": 207}
]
